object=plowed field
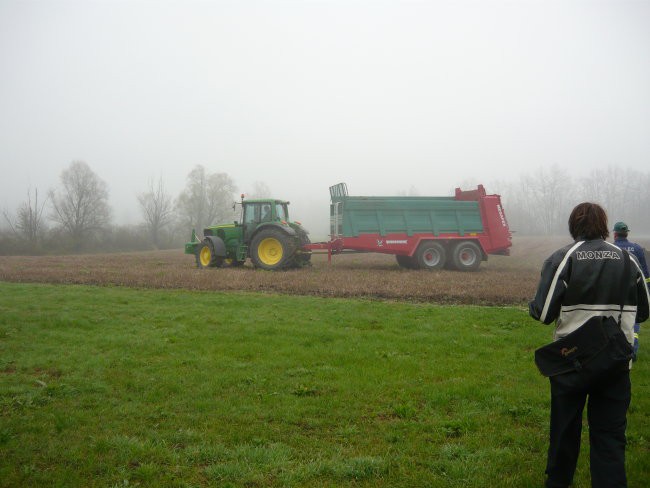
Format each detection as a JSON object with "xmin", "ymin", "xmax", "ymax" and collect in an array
[{"xmin": 1, "ymin": 237, "xmax": 646, "ymax": 305}]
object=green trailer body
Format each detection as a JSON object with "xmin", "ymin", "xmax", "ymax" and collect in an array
[{"xmin": 331, "ymin": 196, "xmax": 483, "ymax": 238}]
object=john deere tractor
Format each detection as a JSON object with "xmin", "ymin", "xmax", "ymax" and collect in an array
[{"xmin": 184, "ymin": 197, "xmax": 311, "ymax": 270}]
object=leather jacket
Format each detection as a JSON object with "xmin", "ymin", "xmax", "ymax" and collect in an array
[{"xmin": 529, "ymin": 239, "xmax": 649, "ymax": 344}]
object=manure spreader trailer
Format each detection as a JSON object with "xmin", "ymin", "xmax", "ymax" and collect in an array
[{"xmin": 185, "ymin": 183, "xmax": 512, "ymax": 272}]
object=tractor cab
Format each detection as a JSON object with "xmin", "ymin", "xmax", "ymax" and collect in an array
[{"xmin": 241, "ymin": 199, "xmax": 290, "ymax": 241}]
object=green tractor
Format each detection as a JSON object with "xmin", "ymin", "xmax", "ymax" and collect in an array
[{"xmin": 184, "ymin": 197, "xmax": 311, "ymax": 270}]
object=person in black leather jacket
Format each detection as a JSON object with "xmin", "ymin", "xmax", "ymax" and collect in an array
[{"xmin": 529, "ymin": 202, "xmax": 649, "ymax": 488}]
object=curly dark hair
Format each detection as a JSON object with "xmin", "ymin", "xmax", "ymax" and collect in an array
[{"xmin": 568, "ymin": 202, "xmax": 609, "ymax": 241}]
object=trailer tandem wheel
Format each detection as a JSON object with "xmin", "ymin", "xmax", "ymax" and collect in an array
[
  {"xmin": 451, "ymin": 241, "xmax": 482, "ymax": 272},
  {"xmin": 415, "ymin": 242, "xmax": 446, "ymax": 270}
]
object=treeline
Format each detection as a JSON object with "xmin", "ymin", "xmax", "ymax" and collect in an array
[
  {"xmin": 2, "ymin": 162, "xmax": 648, "ymax": 256},
  {"xmin": 0, "ymin": 162, "xmax": 269, "ymax": 256},
  {"xmin": 492, "ymin": 165, "xmax": 650, "ymax": 237}
]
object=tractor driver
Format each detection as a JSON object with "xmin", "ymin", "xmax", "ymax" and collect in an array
[{"xmin": 261, "ymin": 204, "xmax": 271, "ymax": 222}]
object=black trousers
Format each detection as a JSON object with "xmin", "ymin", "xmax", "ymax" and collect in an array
[{"xmin": 545, "ymin": 367, "xmax": 631, "ymax": 488}]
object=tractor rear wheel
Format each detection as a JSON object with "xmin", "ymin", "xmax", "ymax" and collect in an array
[
  {"xmin": 196, "ymin": 239, "xmax": 224, "ymax": 268},
  {"xmin": 451, "ymin": 241, "xmax": 482, "ymax": 272},
  {"xmin": 415, "ymin": 241, "xmax": 446, "ymax": 270},
  {"xmin": 250, "ymin": 228, "xmax": 297, "ymax": 270}
]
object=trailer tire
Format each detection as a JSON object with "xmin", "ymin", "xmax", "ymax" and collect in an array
[
  {"xmin": 251, "ymin": 228, "xmax": 297, "ymax": 270},
  {"xmin": 451, "ymin": 241, "xmax": 482, "ymax": 272},
  {"xmin": 196, "ymin": 239, "xmax": 224, "ymax": 268},
  {"xmin": 396, "ymin": 254, "xmax": 417, "ymax": 269},
  {"xmin": 415, "ymin": 242, "xmax": 446, "ymax": 270}
]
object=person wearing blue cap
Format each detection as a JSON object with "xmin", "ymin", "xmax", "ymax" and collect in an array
[{"xmin": 614, "ymin": 221, "xmax": 649, "ymax": 361}]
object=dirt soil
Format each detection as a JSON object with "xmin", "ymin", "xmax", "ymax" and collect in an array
[{"xmin": 1, "ymin": 236, "xmax": 645, "ymax": 306}]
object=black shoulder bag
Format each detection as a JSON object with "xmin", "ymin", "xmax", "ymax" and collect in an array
[{"xmin": 534, "ymin": 251, "xmax": 634, "ymax": 378}]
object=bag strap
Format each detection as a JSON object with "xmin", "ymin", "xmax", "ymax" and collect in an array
[{"xmin": 617, "ymin": 250, "xmax": 630, "ymax": 326}]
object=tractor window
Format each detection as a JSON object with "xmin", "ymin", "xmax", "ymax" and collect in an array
[
  {"xmin": 275, "ymin": 203, "xmax": 287, "ymax": 221},
  {"xmin": 244, "ymin": 204, "xmax": 261, "ymax": 224}
]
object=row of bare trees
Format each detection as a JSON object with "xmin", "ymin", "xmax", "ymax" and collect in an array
[
  {"xmin": 493, "ymin": 165, "xmax": 650, "ymax": 236},
  {"xmin": 3, "ymin": 162, "xmax": 647, "ymax": 255},
  {"xmin": 0, "ymin": 162, "xmax": 264, "ymax": 255}
]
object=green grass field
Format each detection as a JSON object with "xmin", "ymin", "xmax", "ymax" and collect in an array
[{"xmin": 1, "ymin": 283, "xmax": 648, "ymax": 487}]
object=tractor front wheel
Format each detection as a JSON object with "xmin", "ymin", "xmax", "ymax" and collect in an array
[
  {"xmin": 196, "ymin": 239, "xmax": 224, "ymax": 268},
  {"xmin": 250, "ymin": 228, "xmax": 297, "ymax": 270}
]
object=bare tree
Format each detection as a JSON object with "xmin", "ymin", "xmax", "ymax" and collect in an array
[
  {"xmin": 396, "ymin": 185, "xmax": 420, "ymax": 196},
  {"xmin": 175, "ymin": 165, "xmax": 237, "ymax": 233},
  {"xmin": 49, "ymin": 161, "xmax": 111, "ymax": 249},
  {"xmin": 622, "ymin": 169, "xmax": 650, "ymax": 233},
  {"xmin": 248, "ymin": 181, "xmax": 272, "ymax": 199},
  {"xmin": 581, "ymin": 166, "xmax": 625, "ymax": 214},
  {"xmin": 521, "ymin": 164, "xmax": 574, "ymax": 234},
  {"xmin": 582, "ymin": 166, "xmax": 650, "ymax": 235},
  {"xmin": 2, "ymin": 188, "xmax": 48, "ymax": 245},
  {"xmin": 17, "ymin": 188, "xmax": 48, "ymax": 242},
  {"xmin": 138, "ymin": 176, "xmax": 173, "ymax": 248}
]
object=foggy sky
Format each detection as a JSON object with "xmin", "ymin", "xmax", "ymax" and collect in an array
[{"xmin": 1, "ymin": 0, "xmax": 649, "ymax": 235}]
